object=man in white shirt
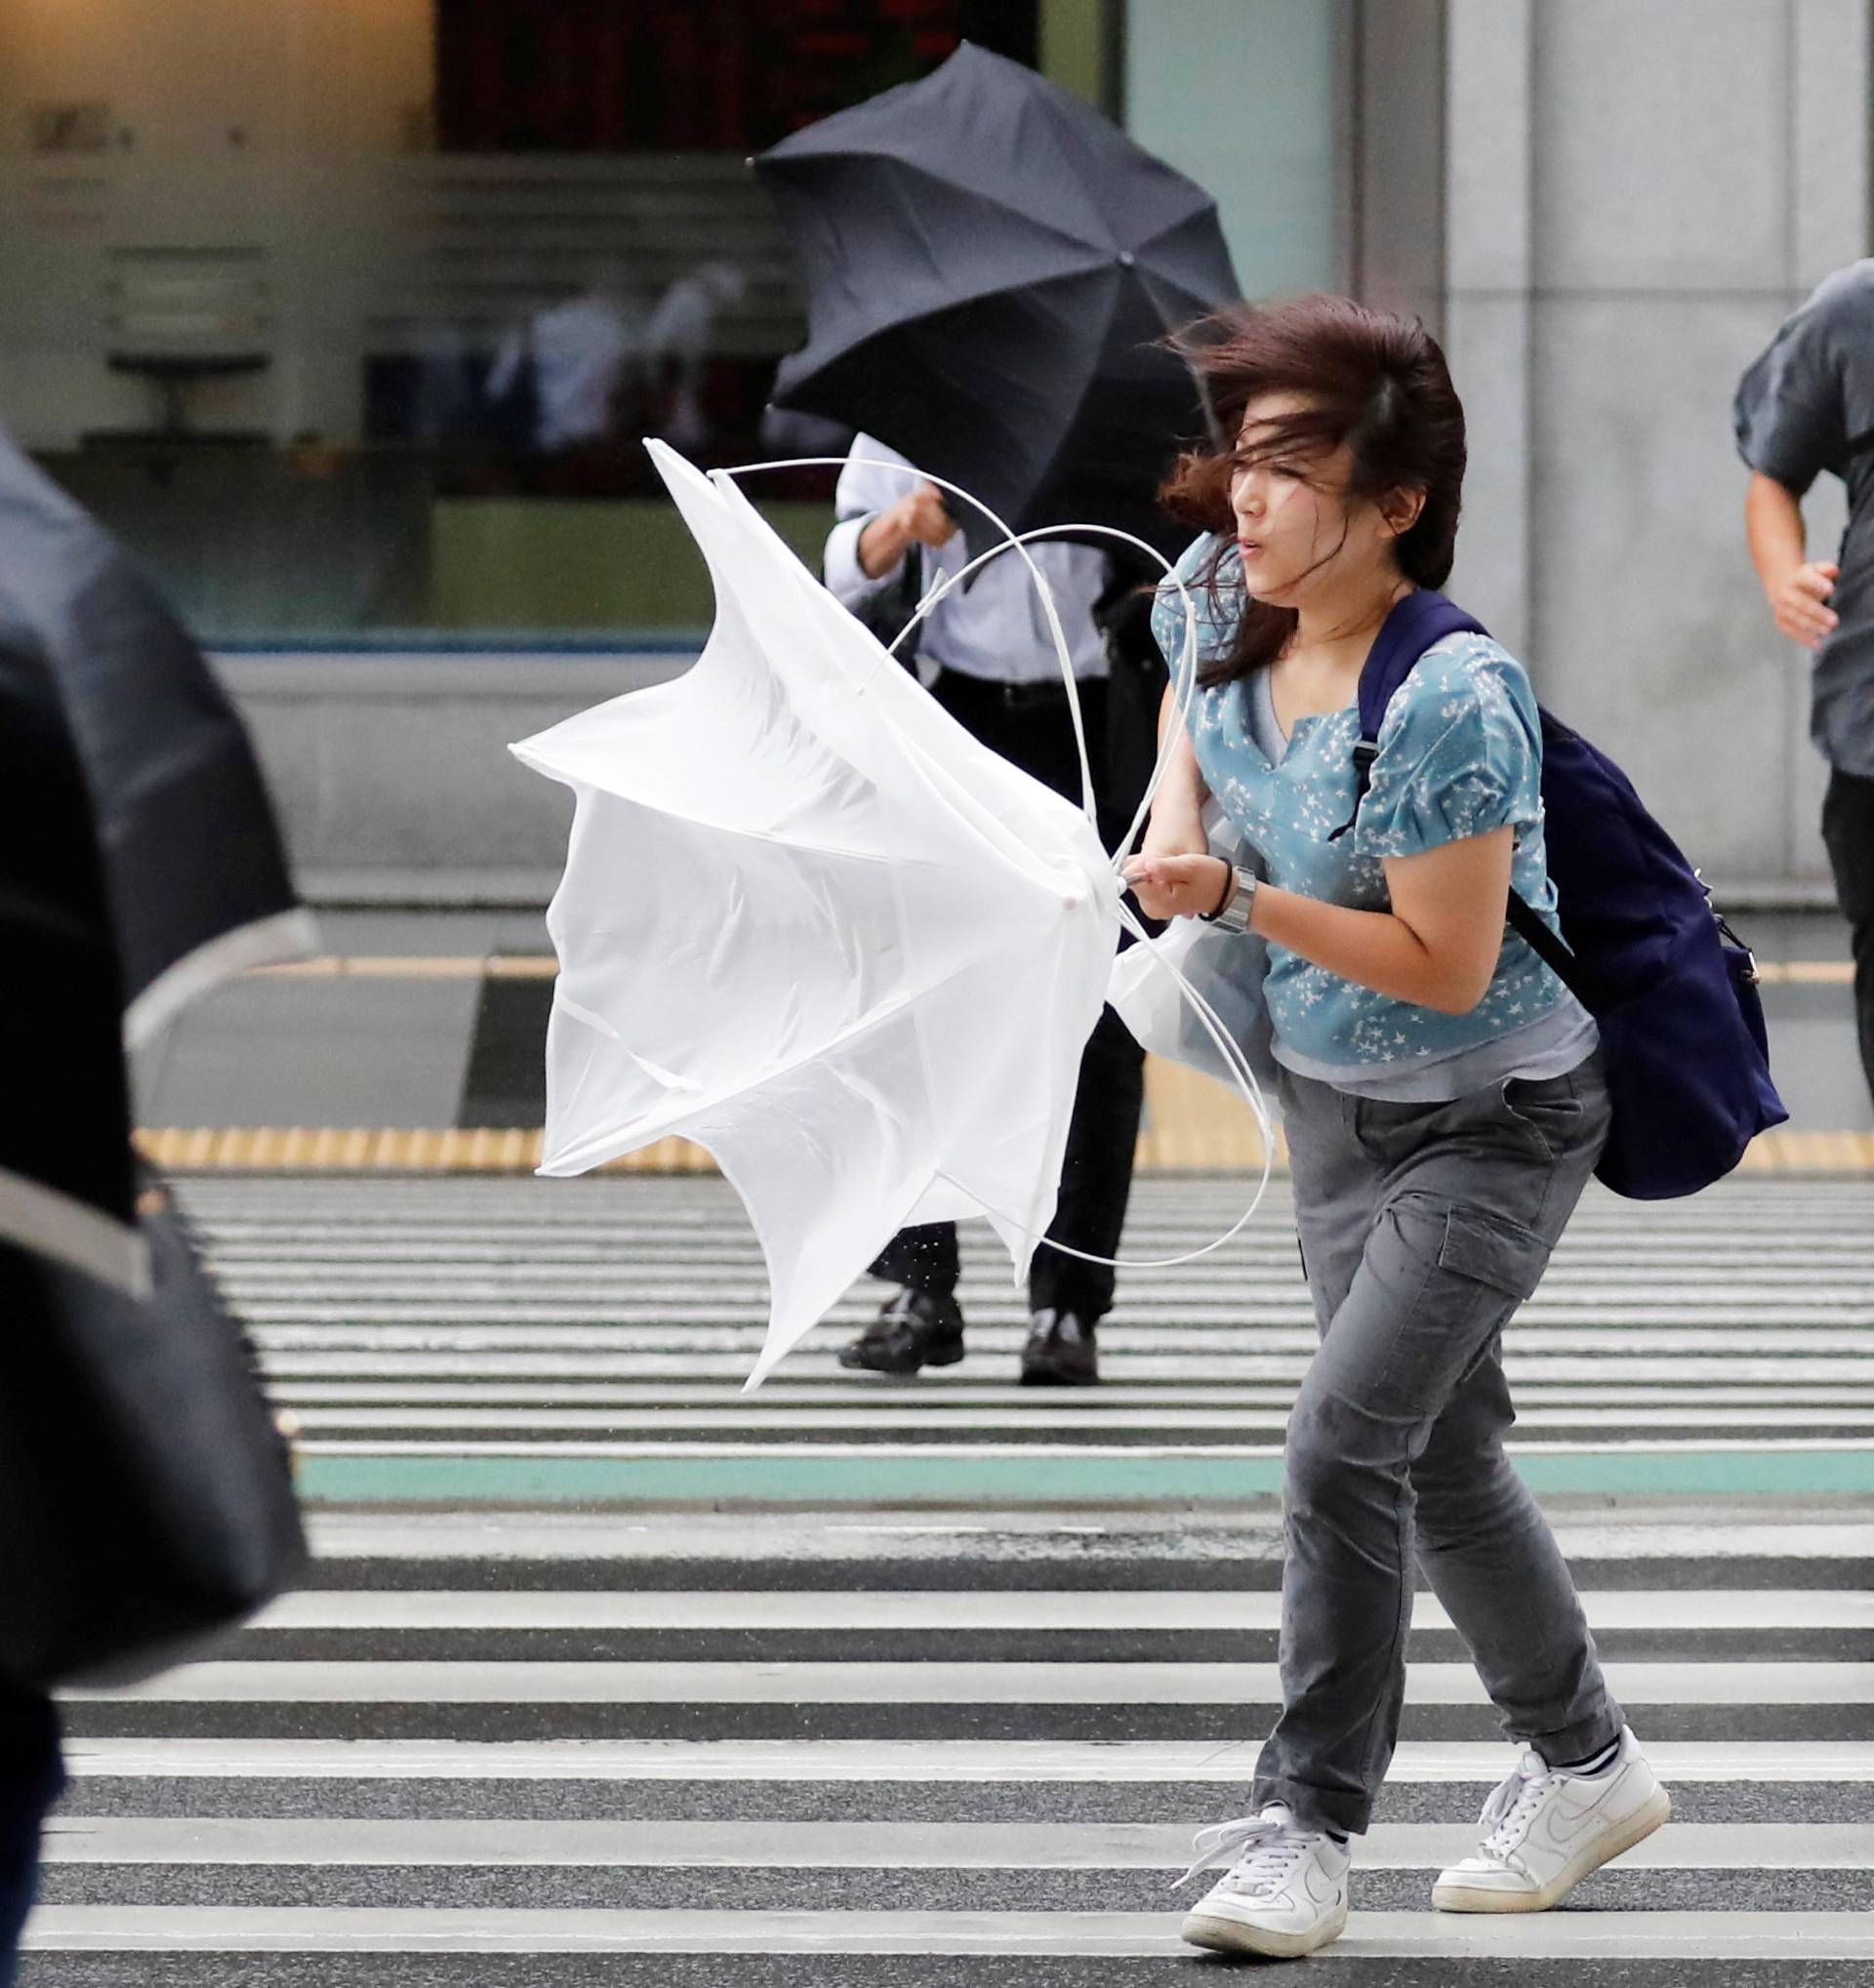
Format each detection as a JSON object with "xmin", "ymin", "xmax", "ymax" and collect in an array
[{"xmin": 823, "ymin": 436, "xmax": 1150, "ymax": 1386}]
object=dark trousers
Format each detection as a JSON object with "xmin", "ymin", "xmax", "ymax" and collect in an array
[
  {"xmin": 867, "ymin": 669, "xmax": 1148, "ymax": 1321},
  {"xmin": 0, "ymin": 1689, "xmax": 62, "ymax": 1986},
  {"xmin": 1822, "ymin": 767, "xmax": 1874, "ymax": 1113}
]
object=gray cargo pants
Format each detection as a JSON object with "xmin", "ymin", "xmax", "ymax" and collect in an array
[{"xmin": 1251, "ymin": 1054, "xmax": 1625, "ymax": 1836}]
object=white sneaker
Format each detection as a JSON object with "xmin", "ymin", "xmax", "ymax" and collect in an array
[
  {"xmin": 1433, "ymin": 1725, "xmax": 1670, "ymax": 1913},
  {"xmin": 1175, "ymin": 1805, "xmax": 1352, "ymax": 1959}
]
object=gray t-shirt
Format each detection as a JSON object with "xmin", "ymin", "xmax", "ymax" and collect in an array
[
  {"xmin": 1243, "ymin": 671, "xmax": 1599, "ymax": 1103},
  {"xmin": 1734, "ymin": 260, "xmax": 1874, "ymax": 778}
]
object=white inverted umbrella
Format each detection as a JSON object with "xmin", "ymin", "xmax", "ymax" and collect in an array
[{"xmin": 512, "ymin": 443, "xmax": 1122, "ymax": 1388}]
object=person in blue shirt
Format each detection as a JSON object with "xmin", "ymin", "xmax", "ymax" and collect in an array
[{"xmin": 1124, "ymin": 296, "xmax": 1667, "ymax": 1961}]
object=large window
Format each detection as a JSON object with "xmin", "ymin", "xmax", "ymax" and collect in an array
[
  {"xmin": 0, "ymin": 0, "xmax": 1038, "ymax": 645},
  {"xmin": 0, "ymin": 0, "xmax": 1356, "ymax": 648},
  {"xmin": 435, "ymin": 0, "xmax": 1036, "ymax": 154}
]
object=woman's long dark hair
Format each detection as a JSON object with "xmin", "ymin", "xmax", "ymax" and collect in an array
[{"xmin": 1161, "ymin": 295, "xmax": 1467, "ymax": 686}]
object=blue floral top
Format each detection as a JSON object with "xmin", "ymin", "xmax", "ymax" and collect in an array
[{"xmin": 1152, "ymin": 536, "xmax": 1573, "ymax": 1078}]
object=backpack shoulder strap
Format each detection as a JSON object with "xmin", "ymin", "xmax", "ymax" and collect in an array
[
  {"xmin": 1327, "ymin": 589, "xmax": 1488, "ymax": 842},
  {"xmin": 1504, "ymin": 887, "xmax": 1587, "ymax": 1002}
]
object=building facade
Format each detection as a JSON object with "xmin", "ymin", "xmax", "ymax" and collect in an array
[
  {"xmin": 1138, "ymin": 0, "xmax": 1868, "ymax": 898},
  {"xmin": 0, "ymin": 0, "xmax": 1862, "ymax": 895}
]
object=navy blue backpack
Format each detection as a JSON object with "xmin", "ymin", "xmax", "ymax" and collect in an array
[{"xmin": 1335, "ymin": 590, "xmax": 1788, "ymax": 1199}]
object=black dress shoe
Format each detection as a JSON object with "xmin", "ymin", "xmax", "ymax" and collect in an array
[
  {"xmin": 838, "ymin": 1288, "xmax": 965, "ymax": 1375},
  {"xmin": 1020, "ymin": 1309, "xmax": 1099, "ymax": 1386}
]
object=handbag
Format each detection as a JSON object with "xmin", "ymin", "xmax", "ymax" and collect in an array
[{"xmin": 0, "ymin": 1179, "xmax": 306, "ymax": 1689}]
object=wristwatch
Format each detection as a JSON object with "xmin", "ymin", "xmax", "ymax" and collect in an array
[{"xmin": 1200, "ymin": 864, "xmax": 1258, "ymax": 935}]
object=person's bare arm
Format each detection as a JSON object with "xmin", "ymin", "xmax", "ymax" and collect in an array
[
  {"xmin": 1124, "ymin": 828, "xmax": 1515, "ymax": 1015},
  {"xmin": 1746, "ymin": 470, "xmax": 1839, "ymax": 649},
  {"xmin": 1136, "ymin": 683, "xmax": 1208, "ymax": 859}
]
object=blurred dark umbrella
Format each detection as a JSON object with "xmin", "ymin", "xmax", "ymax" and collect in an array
[
  {"xmin": 0, "ymin": 432, "xmax": 310, "ymax": 1689},
  {"xmin": 0, "ymin": 426, "xmax": 314, "ymax": 1287},
  {"xmin": 0, "ymin": 625, "xmax": 141, "ymax": 1290},
  {"xmin": 0, "ymin": 428, "xmax": 315, "ymax": 1057},
  {"xmin": 754, "ymin": 41, "xmax": 1241, "ymax": 559}
]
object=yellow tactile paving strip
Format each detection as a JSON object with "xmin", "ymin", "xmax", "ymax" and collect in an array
[
  {"xmin": 134, "ymin": 1126, "xmax": 705, "ymax": 1175},
  {"xmin": 1756, "ymin": 960, "xmax": 1856, "ymax": 985},
  {"xmin": 132, "ymin": 1060, "xmax": 1283, "ymax": 1178},
  {"xmin": 136, "ymin": 954, "xmax": 1869, "ymax": 1173},
  {"xmin": 135, "ymin": 1055, "xmax": 1874, "ymax": 1176}
]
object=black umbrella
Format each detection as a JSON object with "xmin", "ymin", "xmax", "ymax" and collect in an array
[
  {"xmin": 0, "ymin": 624, "xmax": 140, "ymax": 1290},
  {"xmin": 0, "ymin": 664, "xmax": 307, "ymax": 1684},
  {"xmin": 754, "ymin": 42, "xmax": 1241, "ymax": 559},
  {"xmin": 0, "ymin": 427, "xmax": 315, "ymax": 1051},
  {"xmin": 0, "ymin": 426, "xmax": 314, "ymax": 1287},
  {"xmin": 0, "ymin": 437, "xmax": 310, "ymax": 1686}
]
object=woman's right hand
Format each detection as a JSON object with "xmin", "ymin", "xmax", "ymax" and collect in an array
[{"xmin": 1123, "ymin": 852, "xmax": 1232, "ymax": 921}]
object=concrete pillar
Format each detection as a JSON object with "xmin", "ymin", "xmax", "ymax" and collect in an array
[
  {"xmin": 1443, "ymin": 0, "xmax": 1871, "ymax": 892},
  {"xmin": 1442, "ymin": 0, "xmax": 1534, "ymax": 657},
  {"xmin": 1350, "ymin": 0, "xmax": 1448, "ymax": 335}
]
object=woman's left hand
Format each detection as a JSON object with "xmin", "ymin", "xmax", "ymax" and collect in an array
[{"xmin": 1123, "ymin": 853, "xmax": 1231, "ymax": 921}]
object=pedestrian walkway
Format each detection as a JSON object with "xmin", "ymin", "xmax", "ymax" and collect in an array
[
  {"xmin": 31, "ymin": 1508, "xmax": 1874, "ymax": 1980},
  {"xmin": 181, "ymin": 1174, "xmax": 1874, "ymax": 1501},
  {"xmin": 22, "ymin": 1174, "xmax": 1874, "ymax": 1980}
]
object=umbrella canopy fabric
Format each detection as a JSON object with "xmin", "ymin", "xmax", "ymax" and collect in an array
[
  {"xmin": 0, "ymin": 428, "xmax": 316, "ymax": 1049},
  {"xmin": 0, "ymin": 426, "xmax": 315, "ymax": 1289},
  {"xmin": 0, "ymin": 626, "xmax": 142, "ymax": 1291},
  {"xmin": 513, "ymin": 442, "xmax": 1119, "ymax": 1386},
  {"xmin": 754, "ymin": 41, "xmax": 1240, "ymax": 557}
]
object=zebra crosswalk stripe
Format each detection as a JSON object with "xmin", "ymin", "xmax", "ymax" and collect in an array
[
  {"xmin": 61, "ymin": 1659, "xmax": 1874, "ymax": 1707},
  {"xmin": 241, "ymin": 1588, "xmax": 1872, "ymax": 1631},
  {"xmin": 34, "ymin": 1818, "xmax": 1874, "ymax": 1871},
  {"xmin": 56, "ymin": 1736, "xmax": 1874, "ymax": 1783},
  {"xmin": 172, "ymin": 1172, "xmax": 1874, "ymax": 1506},
  {"xmin": 23, "ymin": 1173, "xmax": 1874, "ymax": 1980},
  {"xmin": 32, "ymin": 1905, "xmax": 1872, "ymax": 1961}
]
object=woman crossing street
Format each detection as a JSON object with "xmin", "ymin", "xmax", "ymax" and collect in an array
[{"xmin": 1126, "ymin": 295, "xmax": 1670, "ymax": 1961}]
